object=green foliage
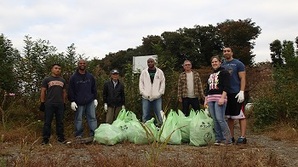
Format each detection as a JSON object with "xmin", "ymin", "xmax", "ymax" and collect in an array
[{"xmin": 253, "ymin": 97, "xmax": 278, "ymax": 129}]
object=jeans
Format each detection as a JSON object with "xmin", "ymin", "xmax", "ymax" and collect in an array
[
  {"xmin": 75, "ymin": 100, "xmax": 98, "ymax": 137},
  {"xmin": 43, "ymin": 103, "xmax": 65, "ymax": 140},
  {"xmin": 208, "ymin": 101, "xmax": 231, "ymax": 142},
  {"xmin": 182, "ymin": 97, "xmax": 200, "ymax": 116},
  {"xmin": 142, "ymin": 97, "xmax": 163, "ymax": 124}
]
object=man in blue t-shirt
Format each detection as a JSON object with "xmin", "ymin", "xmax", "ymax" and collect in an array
[{"xmin": 222, "ymin": 47, "xmax": 247, "ymax": 144}]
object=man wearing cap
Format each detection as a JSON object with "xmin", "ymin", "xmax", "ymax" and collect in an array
[
  {"xmin": 103, "ymin": 69, "xmax": 125, "ymax": 124},
  {"xmin": 139, "ymin": 58, "xmax": 165, "ymax": 125}
]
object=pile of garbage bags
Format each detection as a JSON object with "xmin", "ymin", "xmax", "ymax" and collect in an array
[{"xmin": 94, "ymin": 109, "xmax": 215, "ymax": 146}]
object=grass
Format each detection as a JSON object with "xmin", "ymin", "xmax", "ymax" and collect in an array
[{"xmin": 0, "ymin": 119, "xmax": 291, "ymax": 167}]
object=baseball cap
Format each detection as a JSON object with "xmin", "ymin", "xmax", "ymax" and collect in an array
[{"xmin": 110, "ymin": 69, "xmax": 119, "ymax": 74}]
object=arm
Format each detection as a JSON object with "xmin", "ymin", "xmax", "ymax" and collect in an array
[
  {"xmin": 63, "ymin": 89, "xmax": 67, "ymax": 103},
  {"xmin": 238, "ymin": 71, "xmax": 246, "ymax": 91},
  {"xmin": 159, "ymin": 70, "xmax": 165, "ymax": 95},
  {"xmin": 102, "ymin": 82, "xmax": 108, "ymax": 104},
  {"xmin": 40, "ymin": 87, "xmax": 46, "ymax": 103},
  {"xmin": 177, "ymin": 74, "xmax": 183, "ymax": 102},
  {"xmin": 197, "ymin": 73, "xmax": 205, "ymax": 99}
]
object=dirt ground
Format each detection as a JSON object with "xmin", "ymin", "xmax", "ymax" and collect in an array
[{"xmin": 1, "ymin": 126, "xmax": 298, "ymax": 167}]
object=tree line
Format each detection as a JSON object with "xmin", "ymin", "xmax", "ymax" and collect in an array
[{"xmin": 1, "ymin": 18, "xmax": 298, "ymax": 128}]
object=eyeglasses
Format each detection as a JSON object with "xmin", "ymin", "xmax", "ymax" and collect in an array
[
  {"xmin": 223, "ymin": 50, "xmax": 231, "ymax": 53},
  {"xmin": 184, "ymin": 64, "xmax": 191, "ymax": 66}
]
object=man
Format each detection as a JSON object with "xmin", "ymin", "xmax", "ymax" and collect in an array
[
  {"xmin": 68, "ymin": 59, "xmax": 98, "ymax": 138},
  {"xmin": 177, "ymin": 60, "xmax": 205, "ymax": 116},
  {"xmin": 139, "ymin": 58, "xmax": 165, "ymax": 125},
  {"xmin": 222, "ymin": 47, "xmax": 247, "ymax": 144},
  {"xmin": 40, "ymin": 63, "xmax": 67, "ymax": 145},
  {"xmin": 103, "ymin": 69, "xmax": 125, "ymax": 124}
]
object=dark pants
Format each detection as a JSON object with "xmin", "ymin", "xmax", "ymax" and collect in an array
[
  {"xmin": 43, "ymin": 103, "xmax": 65, "ymax": 140},
  {"xmin": 182, "ymin": 97, "xmax": 200, "ymax": 116}
]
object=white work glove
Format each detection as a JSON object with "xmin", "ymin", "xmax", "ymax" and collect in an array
[
  {"xmin": 94, "ymin": 99, "xmax": 98, "ymax": 108},
  {"xmin": 104, "ymin": 103, "xmax": 108, "ymax": 112},
  {"xmin": 122, "ymin": 105, "xmax": 125, "ymax": 109},
  {"xmin": 71, "ymin": 102, "xmax": 78, "ymax": 111},
  {"xmin": 235, "ymin": 90, "xmax": 245, "ymax": 103}
]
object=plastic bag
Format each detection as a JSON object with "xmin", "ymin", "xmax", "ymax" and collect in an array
[
  {"xmin": 160, "ymin": 110, "xmax": 182, "ymax": 145},
  {"xmin": 189, "ymin": 110, "xmax": 215, "ymax": 146},
  {"xmin": 94, "ymin": 123, "xmax": 124, "ymax": 145}
]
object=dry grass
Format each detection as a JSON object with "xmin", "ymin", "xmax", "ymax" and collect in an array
[
  {"xmin": 0, "ymin": 123, "xmax": 287, "ymax": 167},
  {"xmin": 263, "ymin": 123, "xmax": 298, "ymax": 141}
]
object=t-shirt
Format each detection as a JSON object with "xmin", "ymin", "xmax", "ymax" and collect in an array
[
  {"xmin": 42, "ymin": 76, "xmax": 66, "ymax": 104},
  {"xmin": 148, "ymin": 68, "xmax": 156, "ymax": 83},
  {"xmin": 222, "ymin": 59, "xmax": 245, "ymax": 94}
]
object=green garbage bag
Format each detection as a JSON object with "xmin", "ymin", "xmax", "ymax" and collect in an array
[
  {"xmin": 177, "ymin": 110, "xmax": 191, "ymax": 143},
  {"xmin": 94, "ymin": 123, "xmax": 124, "ymax": 145},
  {"xmin": 160, "ymin": 110, "xmax": 182, "ymax": 145},
  {"xmin": 189, "ymin": 110, "xmax": 215, "ymax": 146}
]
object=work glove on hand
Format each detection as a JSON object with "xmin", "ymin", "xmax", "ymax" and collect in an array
[
  {"xmin": 71, "ymin": 102, "xmax": 78, "ymax": 111},
  {"xmin": 39, "ymin": 102, "xmax": 45, "ymax": 112},
  {"xmin": 235, "ymin": 90, "xmax": 245, "ymax": 103},
  {"xmin": 104, "ymin": 103, "xmax": 108, "ymax": 113},
  {"xmin": 94, "ymin": 99, "xmax": 98, "ymax": 108},
  {"xmin": 122, "ymin": 105, "xmax": 125, "ymax": 110}
]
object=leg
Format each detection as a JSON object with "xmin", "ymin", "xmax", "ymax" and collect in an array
[
  {"xmin": 153, "ymin": 97, "xmax": 162, "ymax": 124},
  {"xmin": 228, "ymin": 119, "xmax": 235, "ymax": 138},
  {"xmin": 55, "ymin": 103, "xmax": 65, "ymax": 140},
  {"xmin": 75, "ymin": 105, "xmax": 84, "ymax": 137},
  {"xmin": 106, "ymin": 107, "xmax": 114, "ymax": 124},
  {"xmin": 86, "ymin": 101, "xmax": 98, "ymax": 137},
  {"xmin": 207, "ymin": 101, "xmax": 222, "ymax": 141},
  {"xmin": 114, "ymin": 107, "xmax": 122, "ymax": 121},
  {"xmin": 239, "ymin": 118, "xmax": 247, "ymax": 137},
  {"xmin": 142, "ymin": 98, "xmax": 151, "ymax": 122},
  {"xmin": 42, "ymin": 103, "xmax": 54, "ymax": 140},
  {"xmin": 190, "ymin": 98, "xmax": 200, "ymax": 111},
  {"xmin": 182, "ymin": 98, "xmax": 190, "ymax": 116},
  {"xmin": 214, "ymin": 102, "xmax": 231, "ymax": 143}
]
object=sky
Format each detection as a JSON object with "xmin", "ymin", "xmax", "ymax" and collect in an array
[{"xmin": 1, "ymin": 0, "xmax": 298, "ymax": 63}]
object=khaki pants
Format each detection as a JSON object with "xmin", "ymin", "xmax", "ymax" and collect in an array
[{"xmin": 106, "ymin": 106, "xmax": 122, "ymax": 124}]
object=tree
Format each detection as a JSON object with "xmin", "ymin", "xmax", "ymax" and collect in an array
[
  {"xmin": 270, "ymin": 40, "xmax": 283, "ymax": 65},
  {"xmin": 217, "ymin": 19, "xmax": 261, "ymax": 65},
  {"xmin": 0, "ymin": 34, "xmax": 21, "ymax": 93}
]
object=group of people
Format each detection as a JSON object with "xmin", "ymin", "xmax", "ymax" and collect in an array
[
  {"xmin": 40, "ymin": 59, "xmax": 125, "ymax": 145},
  {"xmin": 39, "ymin": 46, "xmax": 247, "ymax": 146}
]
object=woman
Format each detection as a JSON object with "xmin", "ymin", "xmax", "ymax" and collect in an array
[{"xmin": 205, "ymin": 55, "xmax": 232, "ymax": 145}]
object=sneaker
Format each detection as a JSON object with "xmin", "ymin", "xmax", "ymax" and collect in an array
[
  {"xmin": 236, "ymin": 137, "xmax": 247, "ymax": 144},
  {"xmin": 58, "ymin": 138, "xmax": 67, "ymax": 144},
  {"xmin": 214, "ymin": 140, "xmax": 221, "ymax": 146},
  {"xmin": 41, "ymin": 138, "xmax": 49, "ymax": 145},
  {"xmin": 231, "ymin": 137, "xmax": 235, "ymax": 143}
]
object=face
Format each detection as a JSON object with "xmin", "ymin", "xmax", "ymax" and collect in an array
[
  {"xmin": 147, "ymin": 58, "xmax": 155, "ymax": 68},
  {"xmin": 51, "ymin": 65, "xmax": 61, "ymax": 76},
  {"xmin": 183, "ymin": 61, "xmax": 192, "ymax": 71},
  {"xmin": 211, "ymin": 58, "xmax": 221, "ymax": 70},
  {"xmin": 78, "ymin": 60, "xmax": 86, "ymax": 71},
  {"xmin": 223, "ymin": 47, "xmax": 233, "ymax": 60},
  {"xmin": 111, "ymin": 73, "xmax": 119, "ymax": 80}
]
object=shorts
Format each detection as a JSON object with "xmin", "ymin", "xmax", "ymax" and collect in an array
[{"xmin": 225, "ymin": 93, "xmax": 246, "ymax": 120}]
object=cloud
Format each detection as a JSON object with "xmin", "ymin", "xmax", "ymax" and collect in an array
[{"xmin": 1, "ymin": 0, "xmax": 298, "ymax": 63}]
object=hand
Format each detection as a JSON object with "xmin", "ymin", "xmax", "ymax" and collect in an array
[
  {"xmin": 94, "ymin": 99, "xmax": 98, "ymax": 108},
  {"xmin": 71, "ymin": 102, "xmax": 78, "ymax": 111},
  {"xmin": 122, "ymin": 105, "xmax": 125, "ymax": 110},
  {"xmin": 104, "ymin": 103, "xmax": 108, "ymax": 112},
  {"xmin": 235, "ymin": 91, "xmax": 245, "ymax": 103},
  {"xmin": 39, "ymin": 102, "xmax": 45, "ymax": 112}
]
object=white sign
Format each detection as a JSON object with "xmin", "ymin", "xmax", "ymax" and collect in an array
[{"xmin": 132, "ymin": 55, "xmax": 157, "ymax": 73}]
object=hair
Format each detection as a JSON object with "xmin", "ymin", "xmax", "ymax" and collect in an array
[
  {"xmin": 223, "ymin": 46, "xmax": 233, "ymax": 52},
  {"xmin": 183, "ymin": 59, "xmax": 191, "ymax": 65},
  {"xmin": 51, "ymin": 63, "xmax": 61, "ymax": 69},
  {"xmin": 210, "ymin": 55, "xmax": 221, "ymax": 62}
]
